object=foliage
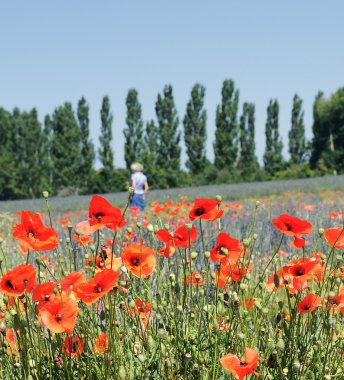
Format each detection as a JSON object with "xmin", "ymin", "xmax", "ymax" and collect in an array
[
  {"xmin": 183, "ymin": 83, "xmax": 208, "ymax": 174},
  {"xmin": 99, "ymin": 96, "xmax": 114, "ymax": 172},
  {"xmin": 214, "ymin": 79, "xmax": 239, "ymax": 171},
  {"xmin": 123, "ymin": 89, "xmax": 144, "ymax": 170},
  {"xmin": 263, "ymin": 99, "xmax": 284, "ymax": 176},
  {"xmin": 289, "ymin": 94, "xmax": 307, "ymax": 164}
]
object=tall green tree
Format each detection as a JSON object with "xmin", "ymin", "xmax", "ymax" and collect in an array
[
  {"xmin": 289, "ymin": 94, "xmax": 306, "ymax": 164},
  {"xmin": 310, "ymin": 91, "xmax": 326, "ymax": 169},
  {"xmin": 11, "ymin": 108, "xmax": 45, "ymax": 198},
  {"xmin": 263, "ymin": 99, "xmax": 284, "ymax": 176},
  {"xmin": 155, "ymin": 85, "xmax": 181, "ymax": 186},
  {"xmin": 99, "ymin": 96, "xmax": 114, "ymax": 172},
  {"xmin": 310, "ymin": 88, "xmax": 344, "ymax": 173},
  {"xmin": 183, "ymin": 83, "xmax": 207, "ymax": 174},
  {"xmin": 0, "ymin": 108, "xmax": 17, "ymax": 199},
  {"xmin": 238, "ymin": 102, "xmax": 259, "ymax": 178},
  {"xmin": 50, "ymin": 103, "xmax": 82, "ymax": 192},
  {"xmin": 214, "ymin": 79, "xmax": 239, "ymax": 171},
  {"xmin": 123, "ymin": 89, "xmax": 144, "ymax": 169},
  {"xmin": 77, "ymin": 97, "xmax": 95, "ymax": 192},
  {"xmin": 141, "ymin": 120, "xmax": 162, "ymax": 188}
]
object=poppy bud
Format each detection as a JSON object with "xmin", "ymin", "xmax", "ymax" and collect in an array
[
  {"xmin": 220, "ymin": 247, "xmax": 228, "ymax": 256},
  {"xmin": 118, "ymin": 366, "xmax": 126, "ymax": 379},
  {"xmin": 136, "ymin": 222, "xmax": 142, "ymax": 229},
  {"xmin": 146, "ymin": 224, "xmax": 154, "ymax": 232},
  {"xmin": 190, "ymin": 251, "xmax": 198, "ymax": 260},
  {"xmin": 42, "ymin": 191, "xmax": 49, "ymax": 199},
  {"xmin": 215, "ymin": 195, "xmax": 222, "ymax": 202},
  {"xmin": 66, "ymin": 237, "xmax": 70, "ymax": 243},
  {"xmin": 204, "ymin": 251, "xmax": 210, "ymax": 259},
  {"xmin": 169, "ymin": 274, "xmax": 175, "ymax": 282},
  {"xmin": 253, "ymin": 233, "xmax": 258, "ymax": 240},
  {"xmin": 67, "ymin": 224, "xmax": 73, "ymax": 231},
  {"xmin": 164, "ymin": 224, "xmax": 169, "ymax": 231},
  {"xmin": 318, "ymin": 228, "xmax": 324, "ymax": 236},
  {"xmin": 243, "ymin": 238, "xmax": 250, "ymax": 248},
  {"xmin": 10, "ymin": 309, "xmax": 17, "ymax": 316},
  {"xmin": 185, "ymin": 223, "xmax": 193, "ymax": 231}
]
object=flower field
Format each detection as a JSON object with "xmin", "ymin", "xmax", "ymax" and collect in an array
[{"xmin": 0, "ymin": 188, "xmax": 343, "ymax": 379}]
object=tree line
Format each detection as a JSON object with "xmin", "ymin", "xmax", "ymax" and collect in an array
[{"xmin": 0, "ymin": 80, "xmax": 343, "ymax": 200}]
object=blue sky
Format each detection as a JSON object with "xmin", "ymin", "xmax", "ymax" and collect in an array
[{"xmin": 1, "ymin": 1, "xmax": 343, "ymax": 168}]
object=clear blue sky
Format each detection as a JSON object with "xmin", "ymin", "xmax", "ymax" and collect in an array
[{"xmin": 1, "ymin": 1, "xmax": 343, "ymax": 168}]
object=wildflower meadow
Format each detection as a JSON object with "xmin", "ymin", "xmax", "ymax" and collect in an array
[{"xmin": 0, "ymin": 188, "xmax": 343, "ymax": 379}]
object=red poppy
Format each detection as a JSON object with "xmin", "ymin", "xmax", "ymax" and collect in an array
[
  {"xmin": 297, "ymin": 293, "xmax": 321, "ymax": 314},
  {"xmin": 62, "ymin": 335, "xmax": 85, "ymax": 358},
  {"xmin": 0, "ymin": 264, "xmax": 36, "ymax": 296},
  {"xmin": 89, "ymin": 195, "xmax": 126, "ymax": 231},
  {"xmin": 73, "ymin": 234, "xmax": 92, "ymax": 247},
  {"xmin": 122, "ymin": 243, "xmax": 156, "ymax": 278},
  {"xmin": 158, "ymin": 243, "xmax": 176, "ymax": 258},
  {"xmin": 75, "ymin": 269, "xmax": 120, "ymax": 305},
  {"xmin": 38, "ymin": 294, "xmax": 78, "ymax": 334},
  {"xmin": 129, "ymin": 299, "xmax": 152, "ymax": 331},
  {"xmin": 12, "ymin": 211, "xmax": 58, "ymax": 251},
  {"xmin": 324, "ymin": 228, "xmax": 344, "ymax": 249},
  {"xmin": 272, "ymin": 214, "xmax": 312, "ymax": 247},
  {"xmin": 210, "ymin": 232, "xmax": 243, "ymax": 265},
  {"xmin": 326, "ymin": 291, "xmax": 344, "ymax": 315},
  {"xmin": 182, "ymin": 272, "xmax": 204, "ymax": 286},
  {"xmin": 93, "ymin": 332, "xmax": 109, "ymax": 355},
  {"xmin": 189, "ymin": 198, "xmax": 223, "ymax": 221},
  {"xmin": 220, "ymin": 348, "xmax": 260, "ymax": 380},
  {"xmin": 156, "ymin": 224, "xmax": 197, "ymax": 249},
  {"xmin": 94, "ymin": 247, "xmax": 122, "ymax": 272},
  {"xmin": 32, "ymin": 282, "xmax": 56, "ymax": 303},
  {"xmin": 241, "ymin": 297, "xmax": 255, "ymax": 310},
  {"xmin": 60, "ymin": 272, "xmax": 86, "ymax": 294}
]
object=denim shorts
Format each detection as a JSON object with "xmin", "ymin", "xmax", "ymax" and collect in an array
[{"xmin": 130, "ymin": 193, "xmax": 145, "ymax": 211}]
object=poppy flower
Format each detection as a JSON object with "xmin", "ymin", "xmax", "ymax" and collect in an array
[
  {"xmin": 12, "ymin": 211, "xmax": 58, "ymax": 251},
  {"xmin": 241, "ymin": 297, "xmax": 255, "ymax": 310},
  {"xmin": 220, "ymin": 347, "xmax": 260, "ymax": 380},
  {"xmin": 156, "ymin": 224, "xmax": 197, "ymax": 249},
  {"xmin": 32, "ymin": 282, "xmax": 57, "ymax": 303},
  {"xmin": 93, "ymin": 332, "xmax": 109, "ymax": 354},
  {"xmin": 73, "ymin": 234, "xmax": 92, "ymax": 247},
  {"xmin": 75, "ymin": 269, "xmax": 120, "ymax": 305},
  {"xmin": 272, "ymin": 214, "xmax": 312, "ymax": 247},
  {"xmin": 297, "ymin": 293, "xmax": 321, "ymax": 314},
  {"xmin": 38, "ymin": 294, "xmax": 78, "ymax": 334},
  {"xmin": 189, "ymin": 198, "xmax": 223, "ymax": 221},
  {"xmin": 158, "ymin": 243, "xmax": 176, "ymax": 258},
  {"xmin": 60, "ymin": 272, "xmax": 86, "ymax": 294},
  {"xmin": 89, "ymin": 195, "xmax": 126, "ymax": 231},
  {"xmin": 62, "ymin": 335, "xmax": 85, "ymax": 358},
  {"xmin": 129, "ymin": 299, "xmax": 152, "ymax": 331},
  {"xmin": 182, "ymin": 272, "xmax": 204, "ymax": 286},
  {"xmin": 210, "ymin": 232, "xmax": 243, "ymax": 265},
  {"xmin": 326, "ymin": 292, "xmax": 344, "ymax": 315},
  {"xmin": 324, "ymin": 228, "xmax": 344, "ymax": 249},
  {"xmin": 122, "ymin": 243, "xmax": 156, "ymax": 278},
  {"xmin": 0, "ymin": 264, "xmax": 36, "ymax": 296},
  {"xmin": 94, "ymin": 247, "xmax": 122, "ymax": 272}
]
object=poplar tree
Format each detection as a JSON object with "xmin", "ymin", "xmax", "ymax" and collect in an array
[
  {"xmin": 289, "ymin": 94, "xmax": 306, "ymax": 164},
  {"xmin": 263, "ymin": 99, "xmax": 284, "ymax": 176},
  {"xmin": 50, "ymin": 103, "xmax": 82, "ymax": 192},
  {"xmin": 310, "ymin": 91, "xmax": 325, "ymax": 169},
  {"xmin": 214, "ymin": 79, "xmax": 239, "ymax": 170},
  {"xmin": 123, "ymin": 89, "xmax": 144, "ymax": 169},
  {"xmin": 0, "ymin": 108, "xmax": 17, "ymax": 199},
  {"xmin": 183, "ymin": 83, "xmax": 207, "ymax": 174},
  {"xmin": 99, "ymin": 96, "xmax": 114, "ymax": 172},
  {"xmin": 238, "ymin": 102, "xmax": 259, "ymax": 179},
  {"xmin": 155, "ymin": 85, "xmax": 181, "ymax": 186},
  {"xmin": 141, "ymin": 120, "xmax": 161, "ymax": 188},
  {"xmin": 77, "ymin": 97, "xmax": 95, "ymax": 192}
]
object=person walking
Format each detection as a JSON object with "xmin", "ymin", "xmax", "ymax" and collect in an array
[{"xmin": 129, "ymin": 162, "xmax": 148, "ymax": 212}]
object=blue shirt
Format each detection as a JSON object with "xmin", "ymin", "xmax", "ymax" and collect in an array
[{"xmin": 131, "ymin": 172, "xmax": 147, "ymax": 194}]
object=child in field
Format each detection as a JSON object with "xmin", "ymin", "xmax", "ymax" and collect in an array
[{"xmin": 130, "ymin": 162, "xmax": 149, "ymax": 212}]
